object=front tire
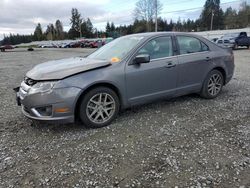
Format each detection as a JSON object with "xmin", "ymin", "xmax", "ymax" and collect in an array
[
  {"xmin": 79, "ymin": 87, "xmax": 120, "ymax": 128},
  {"xmin": 200, "ymin": 70, "xmax": 224, "ymax": 99}
]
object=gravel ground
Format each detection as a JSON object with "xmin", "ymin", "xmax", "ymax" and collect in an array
[{"xmin": 0, "ymin": 48, "xmax": 249, "ymax": 188}]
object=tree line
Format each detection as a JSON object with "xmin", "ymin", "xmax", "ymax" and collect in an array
[{"xmin": 1, "ymin": 0, "xmax": 250, "ymax": 45}]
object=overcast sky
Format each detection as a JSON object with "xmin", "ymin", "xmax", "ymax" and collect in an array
[{"xmin": 0, "ymin": 0, "xmax": 243, "ymax": 39}]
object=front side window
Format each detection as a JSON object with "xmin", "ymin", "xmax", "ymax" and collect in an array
[
  {"xmin": 137, "ymin": 36, "xmax": 173, "ymax": 60},
  {"xmin": 177, "ymin": 36, "xmax": 209, "ymax": 55}
]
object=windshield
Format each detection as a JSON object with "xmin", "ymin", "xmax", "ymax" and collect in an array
[
  {"xmin": 224, "ymin": 33, "xmax": 239, "ymax": 38},
  {"xmin": 87, "ymin": 36, "xmax": 144, "ymax": 62}
]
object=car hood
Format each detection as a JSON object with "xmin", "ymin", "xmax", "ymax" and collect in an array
[{"xmin": 26, "ymin": 57, "xmax": 111, "ymax": 80}]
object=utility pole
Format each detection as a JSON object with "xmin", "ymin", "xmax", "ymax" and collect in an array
[
  {"xmin": 155, "ymin": 0, "xmax": 158, "ymax": 32},
  {"xmin": 210, "ymin": 9, "xmax": 214, "ymax": 31},
  {"xmin": 79, "ymin": 22, "xmax": 82, "ymax": 38}
]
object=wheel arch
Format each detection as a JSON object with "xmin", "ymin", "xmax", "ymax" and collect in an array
[
  {"xmin": 212, "ymin": 67, "xmax": 226, "ymax": 85},
  {"xmin": 74, "ymin": 82, "xmax": 123, "ymax": 121}
]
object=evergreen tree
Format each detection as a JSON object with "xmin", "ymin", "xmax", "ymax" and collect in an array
[
  {"xmin": 33, "ymin": 23, "xmax": 43, "ymax": 41},
  {"xmin": 168, "ymin": 19, "xmax": 174, "ymax": 31},
  {"xmin": 69, "ymin": 8, "xmax": 82, "ymax": 39},
  {"xmin": 45, "ymin": 24, "xmax": 56, "ymax": 40},
  {"xmin": 237, "ymin": 2, "xmax": 250, "ymax": 28},
  {"xmin": 81, "ymin": 18, "xmax": 94, "ymax": 38},
  {"xmin": 199, "ymin": 0, "xmax": 224, "ymax": 30},
  {"xmin": 2, "ymin": 34, "xmax": 32, "ymax": 45},
  {"xmin": 106, "ymin": 22, "xmax": 111, "ymax": 36},
  {"xmin": 176, "ymin": 17, "xmax": 182, "ymax": 31},
  {"xmin": 110, "ymin": 22, "xmax": 115, "ymax": 32},
  {"xmin": 55, "ymin": 20, "xmax": 64, "ymax": 40},
  {"xmin": 158, "ymin": 17, "xmax": 167, "ymax": 31},
  {"xmin": 133, "ymin": 19, "xmax": 148, "ymax": 33},
  {"xmin": 86, "ymin": 18, "xmax": 94, "ymax": 37},
  {"xmin": 224, "ymin": 7, "xmax": 238, "ymax": 29}
]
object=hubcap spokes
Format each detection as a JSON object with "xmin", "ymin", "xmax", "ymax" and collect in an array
[
  {"xmin": 208, "ymin": 74, "xmax": 222, "ymax": 96},
  {"xmin": 86, "ymin": 93, "xmax": 115, "ymax": 124}
]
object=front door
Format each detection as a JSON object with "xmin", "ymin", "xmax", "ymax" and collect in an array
[{"xmin": 125, "ymin": 36, "xmax": 178, "ymax": 105}]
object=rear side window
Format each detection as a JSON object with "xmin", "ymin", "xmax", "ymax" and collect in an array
[
  {"xmin": 137, "ymin": 36, "xmax": 173, "ymax": 60},
  {"xmin": 201, "ymin": 42, "xmax": 209, "ymax": 51},
  {"xmin": 177, "ymin": 36, "xmax": 209, "ymax": 55}
]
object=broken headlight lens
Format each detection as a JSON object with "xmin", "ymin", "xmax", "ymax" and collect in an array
[{"xmin": 28, "ymin": 81, "xmax": 57, "ymax": 95}]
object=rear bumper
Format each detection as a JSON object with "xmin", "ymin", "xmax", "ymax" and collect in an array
[
  {"xmin": 220, "ymin": 43, "xmax": 235, "ymax": 48},
  {"xmin": 225, "ymin": 74, "xmax": 234, "ymax": 84}
]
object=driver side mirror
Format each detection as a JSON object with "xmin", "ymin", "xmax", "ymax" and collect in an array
[{"xmin": 133, "ymin": 54, "xmax": 150, "ymax": 64}]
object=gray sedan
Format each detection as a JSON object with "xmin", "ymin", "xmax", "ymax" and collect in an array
[{"xmin": 15, "ymin": 32, "xmax": 235, "ymax": 128}]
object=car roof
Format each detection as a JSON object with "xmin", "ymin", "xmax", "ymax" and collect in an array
[{"xmin": 124, "ymin": 32, "xmax": 203, "ymax": 39}]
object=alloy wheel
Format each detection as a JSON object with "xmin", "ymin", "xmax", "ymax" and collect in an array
[
  {"xmin": 86, "ymin": 93, "xmax": 116, "ymax": 124},
  {"xmin": 207, "ymin": 74, "xmax": 222, "ymax": 96}
]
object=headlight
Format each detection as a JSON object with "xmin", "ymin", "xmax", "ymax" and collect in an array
[{"xmin": 28, "ymin": 81, "xmax": 57, "ymax": 95}]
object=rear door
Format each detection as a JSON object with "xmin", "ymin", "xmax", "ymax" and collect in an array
[{"xmin": 175, "ymin": 35, "xmax": 212, "ymax": 94}]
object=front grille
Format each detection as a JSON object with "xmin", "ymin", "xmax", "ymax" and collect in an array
[{"xmin": 24, "ymin": 77, "xmax": 37, "ymax": 86}]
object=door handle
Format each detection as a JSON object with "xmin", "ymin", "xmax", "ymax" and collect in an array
[
  {"xmin": 206, "ymin": 57, "xmax": 211, "ymax": 61},
  {"xmin": 165, "ymin": 61, "xmax": 176, "ymax": 68}
]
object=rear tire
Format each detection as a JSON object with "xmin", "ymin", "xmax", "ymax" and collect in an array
[
  {"xmin": 79, "ymin": 87, "xmax": 120, "ymax": 128},
  {"xmin": 200, "ymin": 70, "xmax": 224, "ymax": 99}
]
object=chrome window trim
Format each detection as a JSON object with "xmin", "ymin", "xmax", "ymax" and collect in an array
[
  {"xmin": 177, "ymin": 51, "xmax": 210, "ymax": 58},
  {"xmin": 150, "ymin": 55, "xmax": 177, "ymax": 62}
]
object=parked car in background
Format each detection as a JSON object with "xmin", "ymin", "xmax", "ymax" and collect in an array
[
  {"xmin": 80, "ymin": 40, "xmax": 91, "ymax": 48},
  {"xmin": 103, "ymin": 37, "xmax": 113, "ymax": 45},
  {"xmin": 89, "ymin": 39, "xmax": 104, "ymax": 48},
  {"xmin": 40, "ymin": 44, "xmax": 58, "ymax": 48},
  {"xmin": 61, "ymin": 43, "xmax": 71, "ymax": 48},
  {"xmin": 15, "ymin": 32, "xmax": 234, "ymax": 128},
  {"xmin": 217, "ymin": 32, "xmax": 250, "ymax": 49},
  {"xmin": 211, "ymin": 38, "xmax": 218, "ymax": 43},
  {"xmin": 216, "ymin": 38, "xmax": 232, "ymax": 48},
  {"xmin": 0, "ymin": 45, "xmax": 14, "ymax": 52},
  {"xmin": 70, "ymin": 41, "xmax": 82, "ymax": 48}
]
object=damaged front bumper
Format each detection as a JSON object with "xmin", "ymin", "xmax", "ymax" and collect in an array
[
  {"xmin": 14, "ymin": 87, "xmax": 21, "ymax": 106},
  {"xmin": 14, "ymin": 81, "xmax": 82, "ymax": 124}
]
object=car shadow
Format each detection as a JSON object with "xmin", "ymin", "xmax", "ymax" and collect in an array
[
  {"xmin": 233, "ymin": 47, "xmax": 249, "ymax": 51},
  {"xmin": 27, "ymin": 90, "xmax": 230, "ymax": 133},
  {"xmin": 29, "ymin": 120, "xmax": 88, "ymax": 133},
  {"xmin": 28, "ymin": 93, "xmax": 201, "ymax": 132}
]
